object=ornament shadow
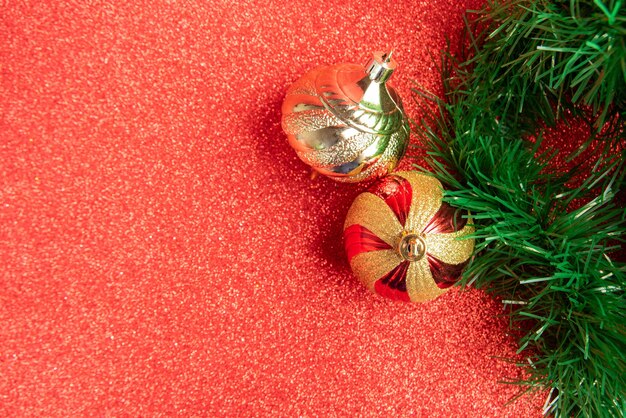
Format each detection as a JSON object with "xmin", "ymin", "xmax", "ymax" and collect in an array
[
  {"xmin": 246, "ymin": 89, "xmax": 305, "ymax": 187},
  {"xmin": 248, "ymin": 87, "xmax": 365, "ymax": 288}
]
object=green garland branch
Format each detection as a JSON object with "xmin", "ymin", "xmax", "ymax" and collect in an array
[
  {"xmin": 464, "ymin": 0, "xmax": 625, "ymax": 136},
  {"xmin": 412, "ymin": 1, "xmax": 626, "ymax": 417}
]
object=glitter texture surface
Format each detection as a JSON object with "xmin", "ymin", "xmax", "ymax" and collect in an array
[{"xmin": 1, "ymin": 0, "xmax": 548, "ymax": 415}]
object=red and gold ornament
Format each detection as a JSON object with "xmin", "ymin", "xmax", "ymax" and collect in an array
[
  {"xmin": 344, "ymin": 171, "xmax": 475, "ymax": 302},
  {"xmin": 281, "ymin": 52, "xmax": 410, "ymax": 182}
]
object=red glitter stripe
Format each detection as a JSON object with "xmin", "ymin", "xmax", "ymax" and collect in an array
[
  {"xmin": 368, "ymin": 175, "xmax": 412, "ymax": 227},
  {"xmin": 374, "ymin": 261, "xmax": 411, "ymax": 302},
  {"xmin": 344, "ymin": 224, "xmax": 392, "ymax": 262},
  {"xmin": 427, "ymin": 254, "xmax": 469, "ymax": 289},
  {"xmin": 422, "ymin": 202, "xmax": 468, "ymax": 234}
]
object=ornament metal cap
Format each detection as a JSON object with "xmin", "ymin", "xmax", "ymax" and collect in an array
[
  {"xmin": 398, "ymin": 232, "xmax": 426, "ymax": 262},
  {"xmin": 366, "ymin": 51, "xmax": 396, "ymax": 83},
  {"xmin": 314, "ymin": 51, "xmax": 406, "ymax": 135}
]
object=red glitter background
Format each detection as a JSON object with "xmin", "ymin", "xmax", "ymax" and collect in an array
[{"xmin": 0, "ymin": 0, "xmax": 554, "ymax": 415}]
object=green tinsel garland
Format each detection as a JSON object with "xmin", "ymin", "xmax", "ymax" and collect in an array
[{"xmin": 413, "ymin": 1, "xmax": 625, "ymax": 417}]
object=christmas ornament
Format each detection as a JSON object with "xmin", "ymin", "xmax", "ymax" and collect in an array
[
  {"xmin": 281, "ymin": 51, "xmax": 410, "ymax": 182},
  {"xmin": 344, "ymin": 171, "xmax": 474, "ymax": 302}
]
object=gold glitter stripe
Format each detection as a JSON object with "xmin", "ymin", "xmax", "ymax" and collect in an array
[
  {"xmin": 297, "ymin": 130, "xmax": 377, "ymax": 168},
  {"xmin": 406, "ymin": 258, "xmax": 448, "ymax": 302},
  {"xmin": 425, "ymin": 225, "xmax": 475, "ymax": 265},
  {"xmin": 350, "ymin": 249, "xmax": 403, "ymax": 291},
  {"xmin": 396, "ymin": 172, "xmax": 443, "ymax": 233},
  {"xmin": 282, "ymin": 109, "xmax": 339, "ymax": 136},
  {"xmin": 344, "ymin": 192, "xmax": 403, "ymax": 246}
]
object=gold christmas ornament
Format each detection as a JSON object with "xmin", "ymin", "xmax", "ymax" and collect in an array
[
  {"xmin": 281, "ymin": 52, "xmax": 410, "ymax": 182},
  {"xmin": 344, "ymin": 172, "xmax": 475, "ymax": 302}
]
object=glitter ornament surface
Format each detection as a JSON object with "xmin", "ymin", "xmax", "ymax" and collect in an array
[
  {"xmin": 345, "ymin": 172, "xmax": 474, "ymax": 302},
  {"xmin": 281, "ymin": 52, "xmax": 410, "ymax": 182},
  {"xmin": 0, "ymin": 0, "xmax": 549, "ymax": 416}
]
